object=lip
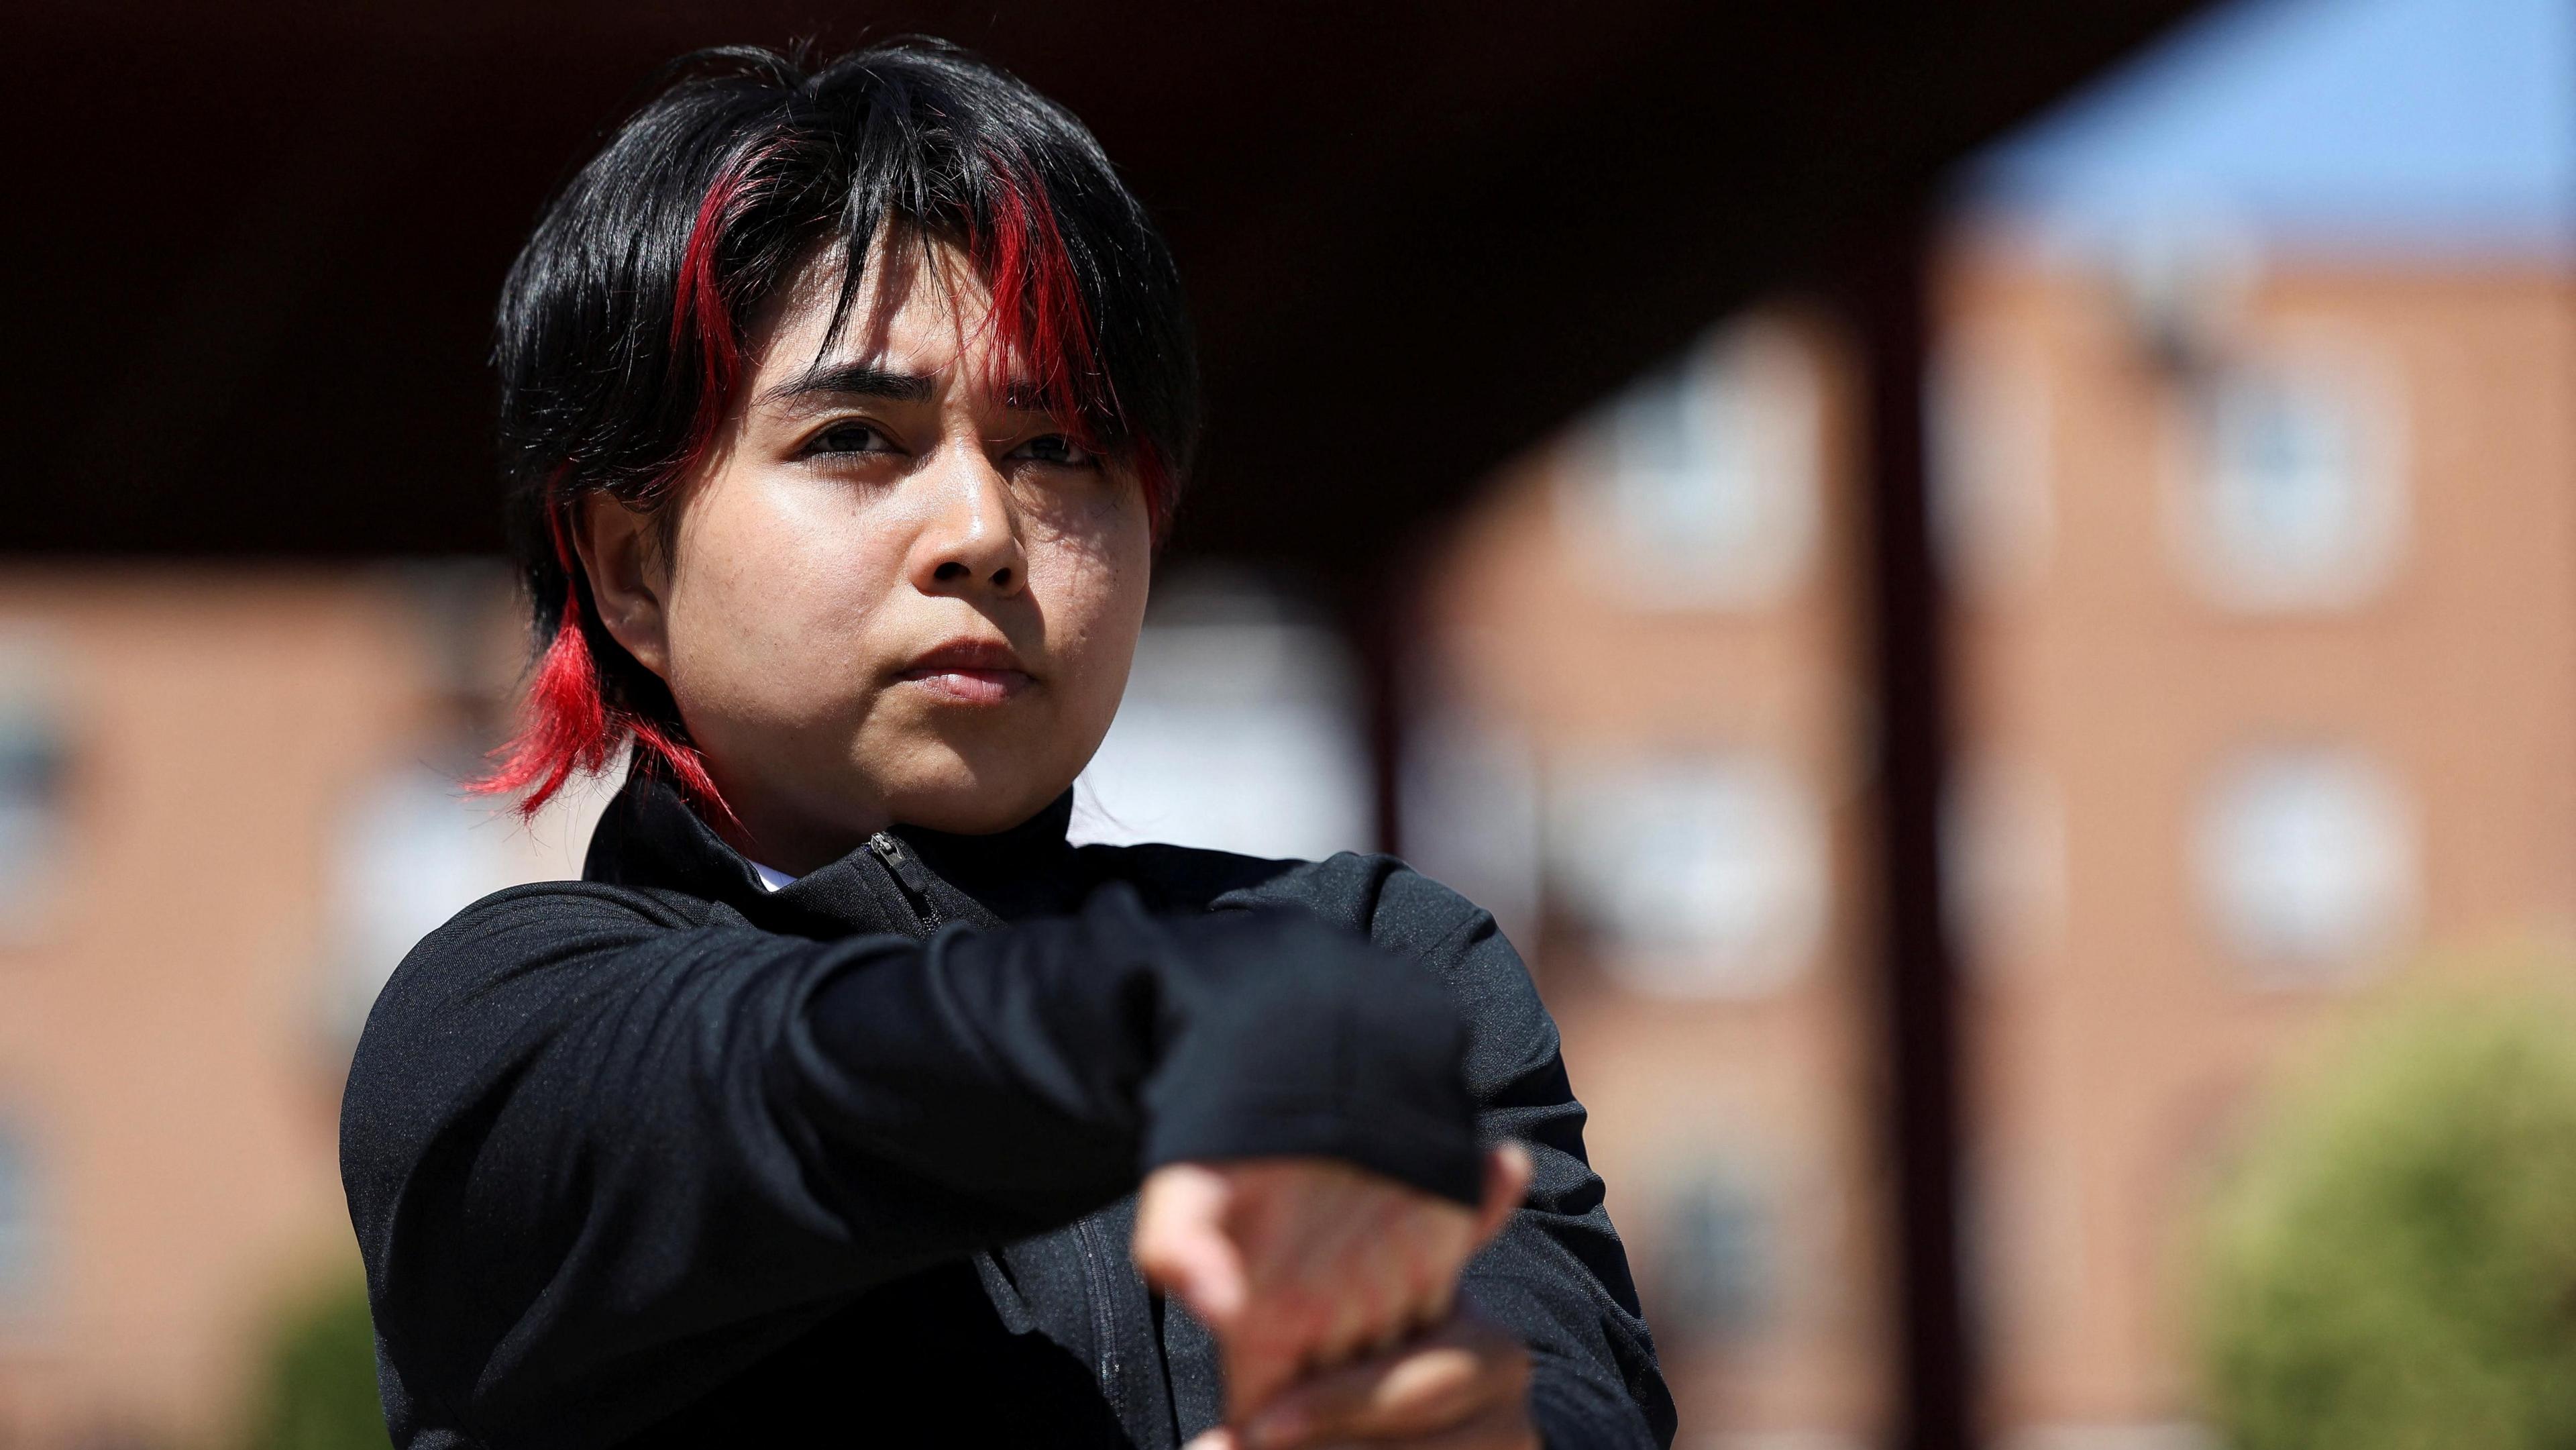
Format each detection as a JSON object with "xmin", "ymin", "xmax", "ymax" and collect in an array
[{"xmin": 894, "ymin": 637, "xmax": 1034, "ymax": 705}]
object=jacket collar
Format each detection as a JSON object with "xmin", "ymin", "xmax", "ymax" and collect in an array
[{"xmin": 581, "ymin": 767, "xmax": 1085, "ymax": 937}]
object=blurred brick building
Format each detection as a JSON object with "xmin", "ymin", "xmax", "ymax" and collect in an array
[
  {"xmin": 0, "ymin": 570, "xmax": 607, "ymax": 1446},
  {"xmin": 1400, "ymin": 245, "xmax": 2576, "ymax": 1447},
  {"xmin": 1395, "ymin": 1, "xmax": 2576, "ymax": 1442}
]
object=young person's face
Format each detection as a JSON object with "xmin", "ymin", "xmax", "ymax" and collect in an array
[{"xmin": 576, "ymin": 238, "xmax": 1153, "ymax": 870}]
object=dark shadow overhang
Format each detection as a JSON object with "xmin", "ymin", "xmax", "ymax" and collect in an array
[{"xmin": 5, "ymin": 1, "xmax": 2210, "ymax": 570}]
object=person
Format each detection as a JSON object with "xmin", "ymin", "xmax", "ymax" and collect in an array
[{"xmin": 339, "ymin": 40, "xmax": 1676, "ymax": 1450}]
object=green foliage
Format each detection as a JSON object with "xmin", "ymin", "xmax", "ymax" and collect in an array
[
  {"xmin": 2198, "ymin": 993, "xmax": 2576, "ymax": 1450},
  {"xmin": 241, "ymin": 1270, "xmax": 390, "ymax": 1450}
]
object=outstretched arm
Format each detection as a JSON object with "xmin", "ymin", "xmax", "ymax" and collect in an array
[{"xmin": 342, "ymin": 878, "xmax": 1482, "ymax": 1447}]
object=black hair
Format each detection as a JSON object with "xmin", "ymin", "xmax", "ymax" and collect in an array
[{"xmin": 480, "ymin": 39, "xmax": 1198, "ymax": 815}]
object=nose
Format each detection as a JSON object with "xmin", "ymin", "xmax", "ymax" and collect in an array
[{"xmin": 908, "ymin": 449, "xmax": 1028, "ymax": 598}]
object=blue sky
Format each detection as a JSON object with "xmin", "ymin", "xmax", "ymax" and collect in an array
[{"xmin": 1963, "ymin": 0, "xmax": 2575, "ymax": 253}]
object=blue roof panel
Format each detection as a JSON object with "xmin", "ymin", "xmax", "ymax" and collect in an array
[{"xmin": 1964, "ymin": 0, "xmax": 2576, "ymax": 254}]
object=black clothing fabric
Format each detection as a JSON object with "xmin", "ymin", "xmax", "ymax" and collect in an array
[{"xmin": 341, "ymin": 772, "xmax": 1676, "ymax": 1449}]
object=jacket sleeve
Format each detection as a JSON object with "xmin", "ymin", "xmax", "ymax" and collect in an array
[
  {"xmin": 1214, "ymin": 858, "xmax": 1680, "ymax": 1450},
  {"xmin": 339, "ymin": 878, "xmax": 1479, "ymax": 1447}
]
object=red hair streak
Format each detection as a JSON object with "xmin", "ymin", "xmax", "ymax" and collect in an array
[
  {"xmin": 977, "ymin": 152, "xmax": 1176, "ymax": 535},
  {"xmin": 664, "ymin": 146, "xmax": 784, "ymax": 484},
  {"xmin": 473, "ymin": 486, "xmax": 729, "ymax": 823}
]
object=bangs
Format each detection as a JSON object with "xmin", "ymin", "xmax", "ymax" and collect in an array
[{"xmin": 660, "ymin": 136, "xmax": 1175, "ymax": 535}]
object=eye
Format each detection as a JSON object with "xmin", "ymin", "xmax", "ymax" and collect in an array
[
  {"xmin": 1010, "ymin": 433, "xmax": 1100, "ymax": 470},
  {"xmin": 801, "ymin": 421, "xmax": 902, "ymax": 458}
]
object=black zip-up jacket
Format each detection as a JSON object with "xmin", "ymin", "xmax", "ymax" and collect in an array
[{"xmin": 341, "ymin": 770, "xmax": 1676, "ymax": 1449}]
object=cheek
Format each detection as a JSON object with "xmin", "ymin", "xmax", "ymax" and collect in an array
[
  {"xmin": 663, "ymin": 476, "xmax": 900, "ymax": 715},
  {"xmin": 1026, "ymin": 499, "xmax": 1152, "ymax": 709}
]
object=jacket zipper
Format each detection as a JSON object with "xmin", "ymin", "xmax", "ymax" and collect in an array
[
  {"xmin": 1071, "ymin": 1214, "xmax": 1126, "ymax": 1418},
  {"xmin": 865, "ymin": 832, "xmax": 945, "ymax": 930},
  {"xmin": 869, "ymin": 832, "xmax": 1124, "ymax": 1415},
  {"xmin": 874, "ymin": 831, "xmax": 1128, "ymax": 1427}
]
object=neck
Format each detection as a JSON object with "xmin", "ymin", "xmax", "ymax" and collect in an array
[
  {"xmin": 700, "ymin": 769, "xmax": 1073, "ymax": 878},
  {"xmin": 696, "ymin": 766, "xmax": 890, "ymax": 878}
]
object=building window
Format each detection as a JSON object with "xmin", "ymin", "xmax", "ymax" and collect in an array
[
  {"xmin": 1400, "ymin": 709, "xmax": 1543, "ymax": 954},
  {"xmin": 0, "ymin": 1125, "xmax": 36, "ymax": 1309},
  {"xmin": 1555, "ymin": 316, "xmax": 1823, "ymax": 612},
  {"xmin": 1545, "ymin": 753, "xmax": 1826, "ymax": 997},
  {"xmin": 0, "ymin": 635, "xmax": 70, "ymax": 947},
  {"xmin": 2169, "ymin": 341, "xmax": 2406, "ymax": 611},
  {"xmin": 1929, "ymin": 332, "xmax": 2054, "ymax": 600},
  {"xmin": 1943, "ymin": 758, "xmax": 2068, "ymax": 974},
  {"xmin": 1073, "ymin": 578, "xmax": 1372, "ymax": 861},
  {"xmin": 325, "ymin": 754, "xmax": 617, "ymax": 1046},
  {"xmin": 2194, "ymin": 748, "xmax": 2416, "ymax": 984},
  {"xmin": 1651, "ymin": 1165, "xmax": 1775, "ymax": 1343}
]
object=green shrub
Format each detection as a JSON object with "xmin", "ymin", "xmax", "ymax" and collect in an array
[
  {"xmin": 2198, "ymin": 993, "xmax": 2576, "ymax": 1450},
  {"xmin": 242, "ymin": 1270, "xmax": 390, "ymax": 1450}
]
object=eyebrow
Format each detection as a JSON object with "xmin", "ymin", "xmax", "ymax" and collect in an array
[
  {"xmin": 761, "ymin": 363, "xmax": 937, "ymax": 407},
  {"xmin": 759, "ymin": 360, "xmax": 1059, "ymax": 414}
]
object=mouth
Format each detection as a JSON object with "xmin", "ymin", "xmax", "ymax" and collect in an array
[{"xmin": 894, "ymin": 637, "xmax": 1034, "ymax": 706}]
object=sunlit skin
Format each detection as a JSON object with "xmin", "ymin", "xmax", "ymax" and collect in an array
[
  {"xmin": 575, "ymin": 234, "xmax": 1537, "ymax": 1449},
  {"xmin": 578, "ymin": 238, "xmax": 1149, "ymax": 872},
  {"xmin": 1138, "ymin": 1151, "xmax": 1539, "ymax": 1450}
]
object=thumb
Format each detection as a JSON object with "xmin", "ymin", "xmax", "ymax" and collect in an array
[
  {"xmin": 1472, "ymin": 1141, "xmax": 1534, "ymax": 1247},
  {"xmin": 1157, "ymin": 1221, "xmax": 1248, "ymax": 1329},
  {"xmin": 1134, "ymin": 1166, "xmax": 1250, "ymax": 1329}
]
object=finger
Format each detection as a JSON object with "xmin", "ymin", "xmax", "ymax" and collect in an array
[
  {"xmin": 1379, "ymin": 1206, "xmax": 1464, "ymax": 1340},
  {"xmin": 1381, "ymin": 1199, "xmax": 1470, "ymax": 1335},
  {"xmin": 1289, "ymin": 1184, "xmax": 1419, "ymax": 1367},
  {"xmin": 1185, "ymin": 1431, "xmax": 1241, "ymax": 1450},
  {"xmin": 1471, "ymin": 1143, "xmax": 1534, "ymax": 1248},
  {"xmin": 1228, "ymin": 1307, "xmax": 1324, "ymax": 1428},
  {"xmin": 1303, "ymin": 1396, "xmax": 1539, "ymax": 1450},
  {"xmin": 1316, "ymin": 1215, "xmax": 1413, "ymax": 1366},
  {"xmin": 1247, "ymin": 1344, "xmax": 1484, "ymax": 1448},
  {"xmin": 1310, "ymin": 1278, "xmax": 1382, "ymax": 1373},
  {"xmin": 1237, "ymin": 1176, "xmax": 1367, "ymax": 1345},
  {"xmin": 1373, "ymin": 1191, "xmax": 1479, "ymax": 1351},
  {"xmin": 1421, "ymin": 1195, "xmax": 1482, "ymax": 1294},
  {"xmin": 1136, "ymin": 1173, "xmax": 1250, "ymax": 1330},
  {"xmin": 1151, "ymin": 1221, "xmax": 1249, "ymax": 1329},
  {"xmin": 1244, "ymin": 1316, "xmax": 1523, "ymax": 1448}
]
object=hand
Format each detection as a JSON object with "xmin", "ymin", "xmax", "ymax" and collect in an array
[
  {"xmin": 1185, "ymin": 1310, "xmax": 1536, "ymax": 1450},
  {"xmin": 1133, "ymin": 1143, "xmax": 1533, "ymax": 1418}
]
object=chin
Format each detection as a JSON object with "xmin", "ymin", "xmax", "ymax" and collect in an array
[{"xmin": 881, "ymin": 768, "xmax": 1064, "ymax": 836}]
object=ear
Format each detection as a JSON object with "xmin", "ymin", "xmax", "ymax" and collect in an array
[{"xmin": 570, "ymin": 493, "xmax": 673, "ymax": 679}]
